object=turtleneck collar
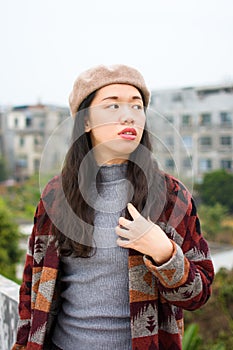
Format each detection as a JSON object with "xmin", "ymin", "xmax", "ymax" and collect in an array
[{"xmin": 97, "ymin": 163, "xmax": 128, "ymax": 183}]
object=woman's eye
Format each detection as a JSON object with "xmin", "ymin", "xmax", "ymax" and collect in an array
[
  {"xmin": 132, "ymin": 104, "xmax": 143, "ymax": 110},
  {"xmin": 108, "ymin": 104, "xmax": 119, "ymax": 109}
]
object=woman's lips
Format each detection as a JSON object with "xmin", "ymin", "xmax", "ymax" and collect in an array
[{"xmin": 118, "ymin": 128, "xmax": 137, "ymax": 140}]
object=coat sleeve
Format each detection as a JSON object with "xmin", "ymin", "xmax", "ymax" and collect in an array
[
  {"xmin": 144, "ymin": 177, "xmax": 214, "ymax": 311},
  {"xmin": 11, "ymin": 204, "xmax": 39, "ymax": 349},
  {"xmin": 11, "ymin": 176, "xmax": 60, "ymax": 350}
]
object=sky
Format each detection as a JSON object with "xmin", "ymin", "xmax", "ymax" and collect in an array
[{"xmin": 1, "ymin": 0, "xmax": 233, "ymax": 107}]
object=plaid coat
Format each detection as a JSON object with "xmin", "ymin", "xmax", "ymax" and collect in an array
[{"xmin": 12, "ymin": 173, "xmax": 214, "ymax": 350}]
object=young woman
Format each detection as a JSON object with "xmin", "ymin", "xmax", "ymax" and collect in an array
[{"xmin": 12, "ymin": 64, "xmax": 214, "ymax": 350}]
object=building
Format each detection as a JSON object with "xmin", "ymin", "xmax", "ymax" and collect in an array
[
  {"xmin": 0, "ymin": 106, "xmax": 11, "ymax": 181},
  {"xmin": 149, "ymin": 84, "xmax": 233, "ymax": 184},
  {"xmin": 1, "ymin": 84, "xmax": 233, "ymax": 183},
  {"xmin": 3, "ymin": 104, "xmax": 71, "ymax": 180}
]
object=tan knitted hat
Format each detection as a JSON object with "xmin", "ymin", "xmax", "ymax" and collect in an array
[{"xmin": 69, "ymin": 64, "xmax": 150, "ymax": 117}]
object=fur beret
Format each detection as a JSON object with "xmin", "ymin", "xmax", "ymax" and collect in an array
[{"xmin": 69, "ymin": 64, "xmax": 150, "ymax": 117}]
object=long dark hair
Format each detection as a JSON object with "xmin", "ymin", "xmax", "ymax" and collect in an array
[{"xmin": 53, "ymin": 90, "xmax": 166, "ymax": 257}]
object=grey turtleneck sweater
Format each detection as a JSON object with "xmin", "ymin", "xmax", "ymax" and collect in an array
[{"xmin": 52, "ymin": 164, "xmax": 132, "ymax": 350}]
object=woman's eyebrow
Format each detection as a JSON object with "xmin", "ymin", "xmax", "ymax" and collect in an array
[
  {"xmin": 102, "ymin": 96, "xmax": 119, "ymax": 101},
  {"xmin": 132, "ymin": 96, "xmax": 143, "ymax": 101},
  {"xmin": 101, "ymin": 95, "xmax": 143, "ymax": 101}
]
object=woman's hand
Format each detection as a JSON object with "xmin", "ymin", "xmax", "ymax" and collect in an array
[{"xmin": 116, "ymin": 203, "xmax": 174, "ymax": 265}]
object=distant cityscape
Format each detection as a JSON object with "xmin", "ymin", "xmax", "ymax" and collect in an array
[
  {"xmin": 0, "ymin": 82, "xmax": 233, "ymax": 184},
  {"xmin": 0, "ymin": 104, "xmax": 71, "ymax": 182},
  {"xmin": 149, "ymin": 83, "xmax": 233, "ymax": 182}
]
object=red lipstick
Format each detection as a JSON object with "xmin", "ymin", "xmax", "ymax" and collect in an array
[{"xmin": 118, "ymin": 128, "xmax": 137, "ymax": 140}]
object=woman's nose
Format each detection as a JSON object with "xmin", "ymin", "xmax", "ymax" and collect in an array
[
  {"xmin": 119, "ymin": 108, "xmax": 135, "ymax": 125},
  {"xmin": 120, "ymin": 116, "xmax": 135, "ymax": 125}
]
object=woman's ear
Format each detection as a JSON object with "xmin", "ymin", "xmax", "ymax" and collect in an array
[{"xmin": 84, "ymin": 117, "xmax": 91, "ymax": 132}]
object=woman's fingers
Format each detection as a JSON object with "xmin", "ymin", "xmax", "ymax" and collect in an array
[
  {"xmin": 116, "ymin": 226, "xmax": 131, "ymax": 247},
  {"xmin": 118, "ymin": 203, "xmax": 141, "ymax": 228},
  {"xmin": 116, "ymin": 237, "xmax": 130, "ymax": 247},
  {"xmin": 118, "ymin": 216, "xmax": 132, "ymax": 228},
  {"xmin": 127, "ymin": 203, "xmax": 141, "ymax": 220}
]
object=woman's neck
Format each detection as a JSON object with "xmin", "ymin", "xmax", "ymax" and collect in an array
[{"xmin": 96, "ymin": 158, "xmax": 128, "ymax": 166}]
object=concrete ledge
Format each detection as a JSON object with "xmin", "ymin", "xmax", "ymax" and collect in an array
[
  {"xmin": 212, "ymin": 249, "xmax": 233, "ymax": 273},
  {"xmin": 0, "ymin": 275, "xmax": 19, "ymax": 350}
]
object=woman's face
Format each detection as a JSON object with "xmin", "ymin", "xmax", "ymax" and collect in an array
[{"xmin": 85, "ymin": 84, "xmax": 146, "ymax": 165}]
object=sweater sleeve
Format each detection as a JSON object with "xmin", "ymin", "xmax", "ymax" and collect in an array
[{"xmin": 144, "ymin": 180, "xmax": 214, "ymax": 311}]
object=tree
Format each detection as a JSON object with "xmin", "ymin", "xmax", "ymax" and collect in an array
[
  {"xmin": 197, "ymin": 170, "xmax": 233, "ymax": 213},
  {"xmin": 0, "ymin": 198, "xmax": 22, "ymax": 281},
  {"xmin": 198, "ymin": 203, "xmax": 228, "ymax": 240},
  {"xmin": 3, "ymin": 173, "xmax": 41, "ymax": 220}
]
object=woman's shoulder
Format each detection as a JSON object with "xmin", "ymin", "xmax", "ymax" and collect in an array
[
  {"xmin": 40, "ymin": 174, "xmax": 62, "ymax": 198},
  {"xmin": 35, "ymin": 175, "xmax": 62, "ymax": 215},
  {"xmin": 163, "ymin": 172, "xmax": 193, "ymax": 214},
  {"xmin": 34, "ymin": 175, "xmax": 62, "ymax": 229},
  {"xmin": 41, "ymin": 175, "xmax": 61, "ymax": 201},
  {"xmin": 163, "ymin": 172, "xmax": 191, "ymax": 195}
]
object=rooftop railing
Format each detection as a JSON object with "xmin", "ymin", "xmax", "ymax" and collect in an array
[{"xmin": 0, "ymin": 275, "xmax": 19, "ymax": 350}]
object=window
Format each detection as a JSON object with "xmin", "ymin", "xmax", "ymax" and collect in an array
[
  {"xmin": 16, "ymin": 157, "xmax": 28, "ymax": 168},
  {"xmin": 183, "ymin": 157, "xmax": 192, "ymax": 168},
  {"xmin": 40, "ymin": 121, "xmax": 45, "ymax": 128},
  {"xmin": 199, "ymin": 159, "xmax": 212, "ymax": 171},
  {"xmin": 165, "ymin": 136, "xmax": 174, "ymax": 146},
  {"xmin": 19, "ymin": 137, "xmax": 25, "ymax": 147},
  {"xmin": 183, "ymin": 135, "xmax": 192, "ymax": 148},
  {"xmin": 199, "ymin": 136, "xmax": 212, "ymax": 146},
  {"xmin": 220, "ymin": 112, "xmax": 232, "ymax": 125},
  {"xmin": 25, "ymin": 116, "xmax": 32, "ymax": 127},
  {"xmin": 182, "ymin": 114, "xmax": 192, "ymax": 126},
  {"xmin": 200, "ymin": 113, "xmax": 211, "ymax": 126},
  {"xmin": 220, "ymin": 136, "xmax": 232, "ymax": 146},
  {"xmin": 165, "ymin": 158, "xmax": 175, "ymax": 169},
  {"xmin": 165, "ymin": 115, "xmax": 174, "ymax": 124},
  {"xmin": 34, "ymin": 136, "xmax": 42, "ymax": 151},
  {"xmin": 34, "ymin": 137, "xmax": 39, "ymax": 145},
  {"xmin": 172, "ymin": 93, "xmax": 182, "ymax": 102},
  {"xmin": 221, "ymin": 160, "xmax": 232, "ymax": 170},
  {"xmin": 14, "ymin": 118, "xmax": 18, "ymax": 127}
]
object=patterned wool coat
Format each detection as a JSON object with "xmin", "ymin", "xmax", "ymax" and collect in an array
[{"xmin": 12, "ymin": 173, "xmax": 214, "ymax": 350}]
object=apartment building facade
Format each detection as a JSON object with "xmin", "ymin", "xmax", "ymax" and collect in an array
[
  {"xmin": 3, "ymin": 104, "xmax": 70, "ymax": 180},
  {"xmin": 149, "ymin": 84, "xmax": 233, "ymax": 183}
]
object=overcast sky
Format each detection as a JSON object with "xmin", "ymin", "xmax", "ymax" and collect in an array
[{"xmin": 1, "ymin": 0, "xmax": 233, "ymax": 107}]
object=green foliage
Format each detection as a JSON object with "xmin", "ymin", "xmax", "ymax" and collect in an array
[
  {"xmin": 198, "ymin": 203, "xmax": 228, "ymax": 240},
  {"xmin": 0, "ymin": 198, "xmax": 22, "ymax": 280},
  {"xmin": 211, "ymin": 344, "xmax": 226, "ymax": 350},
  {"xmin": 184, "ymin": 268, "xmax": 233, "ymax": 350},
  {"xmin": 218, "ymin": 269, "xmax": 233, "ymax": 321},
  {"xmin": 2, "ymin": 173, "xmax": 41, "ymax": 220},
  {"xmin": 182, "ymin": 323, "xmax": 202, "ymax": 350},
  {"xmin": 0, "ymin": 174, "xmax": 40, "ymax": 281},
  {"xmin": 197, "ymin": 170, "xmax": 233, "ymax": 213}
]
